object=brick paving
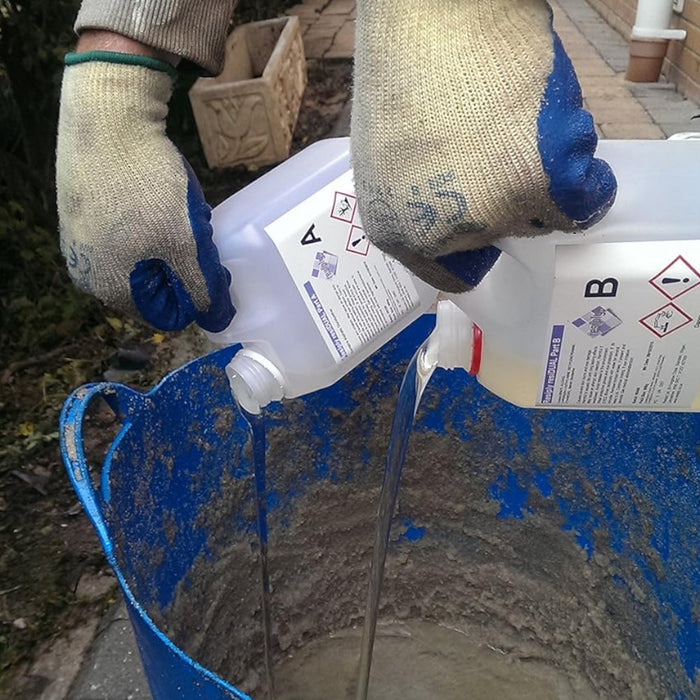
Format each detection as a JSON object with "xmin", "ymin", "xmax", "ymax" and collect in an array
[
  {"xmin": 286, "ymin": 0, "xmax": 355, "ymax": 61},
  {"xmin": 289, "ymin": 0, "xmax": 700, "ymax": 140}
]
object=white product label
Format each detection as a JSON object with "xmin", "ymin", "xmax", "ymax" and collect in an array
[
  {"xmin": 538, "ymin": 241, "xmax": 700, "ymax": 409},
  {"xmin": 265, "ymin": 171, "xmax": 421, "ymax": 363}
]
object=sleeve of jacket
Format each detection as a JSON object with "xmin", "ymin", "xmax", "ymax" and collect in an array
[{"xmin": 74, "ymin": 0, "xmax": 237, "ymax": 74}]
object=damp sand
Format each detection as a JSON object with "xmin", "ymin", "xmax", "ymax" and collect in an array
[{"xmin": 274, "ymin": 620, "xmax": 598, "ymax": 700}]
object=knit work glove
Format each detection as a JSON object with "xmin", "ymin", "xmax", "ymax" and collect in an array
[
  {"xmin": 56, "ymin": 52, "xmax": 235, "ymax": 332},
  {"xmin": 352, "ymin": 0, "xmax": 617, "ymax": 293}
]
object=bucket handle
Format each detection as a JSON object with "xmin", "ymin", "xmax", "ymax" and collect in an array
[{"xmin": 60, "ymin": 382, "xmax": 148, "ymax": 556}]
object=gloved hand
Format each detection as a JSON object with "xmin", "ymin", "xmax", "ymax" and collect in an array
[
  {"xmin": 56, "ymin": 51, "xmax": 235, "ymax": 332},
  {"xmin": 352, "ymin": 0, "xmax": 617, "ymax": 293}
]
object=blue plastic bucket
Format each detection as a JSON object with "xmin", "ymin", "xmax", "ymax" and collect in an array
[{"xmin": 60, "ymin": 316, "xmax": 700, "ymax": 698}]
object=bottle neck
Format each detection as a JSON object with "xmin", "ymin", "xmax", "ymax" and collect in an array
[
  {"xmin": 226, "ymin": 349, "xmax": 285, "ymax": 414},
  {"xmin": 422, "ymin": 299, "xmax": 479, "ymax": 374}
]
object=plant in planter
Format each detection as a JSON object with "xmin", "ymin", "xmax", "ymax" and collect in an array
[{"xmin": 189, "ymin": 16, "xmax": 307, "ymax": 169}]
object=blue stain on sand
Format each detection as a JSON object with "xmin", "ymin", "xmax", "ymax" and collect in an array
[
  {"xmin": 489, "ymin": 470, "xmax": 531, "ymax": 520},
  {"xmin": 396, "ymin": 517, "xmax": 426, "ymax": 543},
  {"xmin": 489, "ymin": 468, "xmax": 597, "ymax": 558}
]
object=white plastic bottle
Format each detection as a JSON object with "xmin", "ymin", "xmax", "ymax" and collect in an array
[
  {"xmin": 446, "ymin": 138, "xmax": 700, "ymax": 412},
  {"xmin": 206, "ymin": 138, "xmax": 437, "ymax": 413}
]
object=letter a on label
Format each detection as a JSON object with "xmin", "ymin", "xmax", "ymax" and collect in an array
[
  {"xmin": 301, "ymin": 224, "xmax": 322, "ymax": 246},
  {"xmin": 584, "ymin": 277, "xmax": 618, "ymax": 298}
]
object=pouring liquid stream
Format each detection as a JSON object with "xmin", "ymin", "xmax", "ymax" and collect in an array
[
  {"xmin": 355, "ymin": 342, "xmax": 437, "ymax": 700},
  {"xmin": 240, "ymin": 407, "xmax": 275, "ymax": 700},
  {"xmin": 238, "ymin": 342, "xmax": 436, "ymax": 700}
]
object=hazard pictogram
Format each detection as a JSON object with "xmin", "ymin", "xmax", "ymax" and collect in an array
[
  {"xmin": 639, "ymin": 303, "xmax": 692, "ymax": 338},
  {"xmin": 346, "ymin": 225, "xmax": 370, "ymax": 256},
  {"xmin": 331, "ymin": 191, "xmax": 357, "ymax": 224},
  {"xmin": 649, "ymin": 255, "xmax": 700, "ymax": 300}
]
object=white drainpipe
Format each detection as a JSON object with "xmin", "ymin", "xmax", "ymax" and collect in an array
[
  {"xmin": 626, "ymin": 0, "xmax": 686, "ymax": 82},
  {"xmin": 632, "ymin": 0, "xmax": 686, "ymax": 41}
]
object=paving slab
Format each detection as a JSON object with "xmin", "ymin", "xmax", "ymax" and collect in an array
[
  {"xmin": 325, "ymin": 19, "xmax": 355, "ymax": 59},
  {"xmin": 598, "ymin": 122, "xmax": 666, "ymax": 139},
  {"xmin": 288, "ymin": 0, "xmax": 355, "ymax": 59},
  {"xmin": 26, "ymin": 619, "xmax": 100, "ymax": 700},
  {"xmin": 553, "ymin": 0, "xmax": 700, "ymax": 139},
  {"xmin": 68, "ymin": 599, "xmax": 151, "ymax": 700}
]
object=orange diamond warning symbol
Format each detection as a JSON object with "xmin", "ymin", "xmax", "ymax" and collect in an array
[
  {"xmin": 639, "ymin": 303, "xmax": 692, "ymax": 338},
  {"xmin": 649, "ymin": 255, "xmax": 700, "ymax": 300}
]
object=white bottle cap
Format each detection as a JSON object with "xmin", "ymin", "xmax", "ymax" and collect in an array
[{"xmin": 226, "ymin": 349, "xmax": 285, "ymax": 414}]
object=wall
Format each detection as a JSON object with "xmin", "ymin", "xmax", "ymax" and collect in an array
[{"xmin": 587, "ymin": 0, "xmax": 700, "ymax": 101}]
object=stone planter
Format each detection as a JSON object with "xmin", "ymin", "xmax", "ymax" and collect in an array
[{"xmin": 189, "ymin": 16, "xmax": 307, "ymax": 169}]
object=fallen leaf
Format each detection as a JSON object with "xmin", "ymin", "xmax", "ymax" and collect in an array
[
  {"xmin": 16, "ymin": 422, "xmax": 35, "ymax": 437},
  {"xmin": 105, "ymin": 316, "xmax": 123, "ymax": 332}
]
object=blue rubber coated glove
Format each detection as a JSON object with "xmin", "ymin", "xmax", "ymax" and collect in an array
[
  {"xmin": 352, "ymin": 0, "xmax": 617, "ymax": 292},
  {"xmin": 56, "ymin": 52, "xmax": 235, "ymax": 332}
]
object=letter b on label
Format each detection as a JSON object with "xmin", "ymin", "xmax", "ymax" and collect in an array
[{"xmin": 585, "ymin": 277, "xmax": 618, "ymax": 298}]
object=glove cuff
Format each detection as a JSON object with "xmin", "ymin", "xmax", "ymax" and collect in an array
[{"xmin": 65, "ymin": 51, "xmax": 178, "ymax": 81}]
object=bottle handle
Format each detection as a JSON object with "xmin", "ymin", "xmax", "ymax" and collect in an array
[
  {"xmin": 448, "ymin": 248, "xmax": 535, "ymax": 327},
  {"xmin": 59, "ymin": 382, "xmax": 149, "ymax": 557}
]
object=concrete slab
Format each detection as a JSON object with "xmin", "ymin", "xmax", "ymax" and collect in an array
[
  {"xmin": 584, "ymin": 97, "xmax": 651, "ymax": 122},
  {"xmin": 68, "ymin": 599, "xmax": 151, "ymax": 700},
  {"xmin": 599, "ymin": 122, "xmax": 666, "ymax": 139},
  {"xmin": 290, "ymin": 0, "xmax": 354, "ymax": 59},
  {"xmin": 322, "ymin": 0, "xmax": 355, "ymax": 15},
  {"xmin": 285, "ymin": 3, "xmax": 321, "ymax": 19},
  {"xmin": 302, "ymin": 33, "xmax": 335, "ymax": 59},
  {"xmin": 27, "ymin": 619, "xmax": 100, "ymax": 700},
  {"xmin": 325, "ymin": 20, "xmax": 355, "ymax": 59},
  {"xmin": 657, "ymin": 121, "xmax": 700, "ymax": 138},
  {"xmin": 633, "ymin": 101, "xmax": 700, "ymax": 123}
]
